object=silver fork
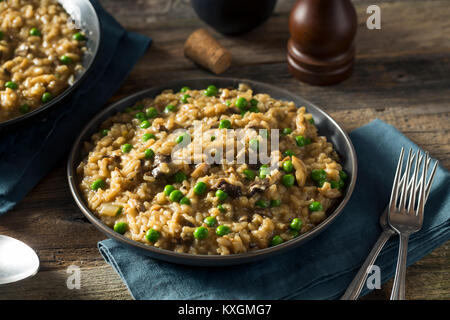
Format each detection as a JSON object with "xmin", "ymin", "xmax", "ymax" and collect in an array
[
  {"xmin": 388, "ymin": 148, "xmax": 435, "ymax": 300},
  {"xmin": 341, "ymin": 148, "xmax": 438, "ymax": 300}
]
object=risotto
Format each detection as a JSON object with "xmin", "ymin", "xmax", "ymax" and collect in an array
[
  {"xmin": 0, "ymin": 0, "xmax": 87, "ymax": 122},
  {"xmin": 77, "ymin": 84, "xmax": 348, "ymax": 255}
]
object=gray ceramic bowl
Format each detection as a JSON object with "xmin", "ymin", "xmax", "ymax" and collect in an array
[
  {"xmin": 0, "ymin": 0, "xmax": 101, "ymax": 131},
  {"xmin": 67, "ymin": 78, "xmax": 357, "ymax": 266}
]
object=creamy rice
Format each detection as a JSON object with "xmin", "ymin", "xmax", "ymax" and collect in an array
[
  {"xmin": 77, "ymin": 84, "xmax": 348, "ymax": 255},
  {"xmin": 0, "ymin": 0, "xmax": 86, "ymax": 122}
]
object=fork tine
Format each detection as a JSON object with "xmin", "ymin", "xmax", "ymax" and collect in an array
[
  {"xmin": 416, "ymin": 152, "xmax": 429, "ymax": 222},
  {"xmin": 398, "ymin": 149, "xmax": 414, "ymax": 212},
  {"xmin": 425, "ymin": 159, "xmax": 438, "ymax": 202},
  {"xmin": 389, "ymin": 148, "xmax": 405, "ymax": 212},
  {"xmin": 407, "ymin": 151, "xmax": 421, "ymax": 214}
]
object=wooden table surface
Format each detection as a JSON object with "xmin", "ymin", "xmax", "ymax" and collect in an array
[{"xmin": 0, "ymin": 0, "xmax": 449, "ymax": 300}]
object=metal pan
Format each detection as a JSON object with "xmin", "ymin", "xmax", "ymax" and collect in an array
[
  {"xmin": 67, "ymin": 78, "xmax": 358, "ymax": 266},
  {"xmin": 0, "ymin": 0, "xmax": 101, "ymax": 131}
]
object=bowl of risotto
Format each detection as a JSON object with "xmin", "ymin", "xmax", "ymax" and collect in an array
[
  {"xmin": 0, "ymin": 0, "xmax": 100, "ymax": 129},
  {"xmin": 68, "ymin": 78, "xmax": 357, "ymax": 266}
]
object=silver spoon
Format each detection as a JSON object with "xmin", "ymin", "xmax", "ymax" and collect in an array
[{"xmin": 0, "ymin": 235, "xmax": 39, "ymax": 285}]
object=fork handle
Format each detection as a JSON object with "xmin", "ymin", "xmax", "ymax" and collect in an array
[
  {"xmin": 341, "ymin": 229, "xmax": 394, "ymax": 300},
  {"xmin": 390, "ymin": 233, "xmax": 409, "ymax": 300}
]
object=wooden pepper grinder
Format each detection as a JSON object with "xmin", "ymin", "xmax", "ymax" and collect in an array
[{"xmin": 287, "ymin": 0, "xmax": 357, "ymax": 85}]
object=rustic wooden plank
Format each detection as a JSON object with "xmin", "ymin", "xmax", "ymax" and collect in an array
[
  {"xmin": 0, "ymin": 265, "xmax": 131, "ymax": 300},
  {"xmin": 0, "ymin": 243, "xmax": 447, "ymax": 300}
]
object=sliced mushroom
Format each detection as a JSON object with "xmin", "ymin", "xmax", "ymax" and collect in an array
[
  {"xmin": 151, "ymin": 154, "xmax": 174, "ymax": 178},
  {"xmin": 248, "ymin": 178, "xmax": 270, "ymax": 197},
  {"xmin": 291, "ymin": 156, "xmax": 307, "ymax": 187},
  {"xmin": 212, "ymin": 180, "xmax": 242, "ymax": 198}
]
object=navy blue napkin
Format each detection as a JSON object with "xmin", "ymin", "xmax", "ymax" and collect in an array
[
  {"xmin": 0, "ymin": 0, "xmax": 151, "ymax": 214},
  {"xmin": 98, "ymin": 119, "xmax": 450, "ymax": 299}
]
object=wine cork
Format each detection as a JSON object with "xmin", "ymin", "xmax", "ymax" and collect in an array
[{"xmin": 184, "ymin": 28, "xmax": 232, "ymax": 75}]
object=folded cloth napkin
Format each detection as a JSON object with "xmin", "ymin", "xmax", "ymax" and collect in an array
[
  {"xmin": 0, "ymin": 0, "xmax": 151, "ymax": 214},
  {"xmin": 99, "ymin": 119, "xmax": 450, "ymax": 300}
]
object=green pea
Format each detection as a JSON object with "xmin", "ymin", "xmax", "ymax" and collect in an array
[
  {"xmin": 216, "ymin": 225, "xmax": 231, "ymax": 237},
  {"xmin": 219, "ymin": 119, "xmax": 231, "ymax": 129},
  {"xmin": 73, "ymin": 32, "xmax": 86, "ymax": 41},
  {"xmin": 142, "ymin": 133, "xmax": 156, "ymax": 141},
  {"xmin": 145, "ymin": 107, "xmax": 158, "ymax": 118},
  {"xmin": 309, "ymin": 201, "xmax": 323, "ymax": 212},
  {"xmin": 176, "ymin": 133, "xmax": 190, "ymax": 144},
  {"xmin": 29, "ymin": 27, "xmax": 41, "ymax": 36},
  {"xmin": 193, "ymin": 182, "xmax": 207, "ymax": 195},
  {"xmin": 174, "ymin": 171, "xmax": 187, "ymax": 183},
  {"xmin": 217, "ymin": 204, "xmax": 227, "ymax": 213},
  {"xmin": 5, "ymin": 81, "xmax": 18, "ymax": 90},
  {"xmin": 250, "ymin": 99, "xmax": 258, "ymax": 107},
  {"xmin": 283, "ymin": 150, "xmax": 294, "ymax": 157},
  {"xmin": 133, "ymin": 104, "xmax": 144, "ymax": 110},
  {"xmin": 180, "ymin": 197, "xmax": 191, "ymax": 205},
  {"xmin": 282, "ymin": 174, "xmax": 295, "ymax": 187},
  {"xmin": 243, "ymin": 169, "xmax": 256, "ymax": 180},
  {"xmin": 204, "ymin": 85, "xmax": 218, "ymax": 97},
  {"xmin": 270, "ymin": 199, "xmax": 281, "ymax": 207},
  {"xmin": 282, "ymin": 160, "xmax": 293, "ymax": 173},
  {"xmin": 235, "ymin": 97, "xmax": 248, "ymax": 111},
  {"xmin": 248, "ymin": 106, "xmax": 259, "ymax": 113},
  {"xmin": 259, "ymin": 164, "xmax": 270, "ymax": 179},
  {"xmin": 255, "ymin": 200, "xmax": 269, "ymax": 208},
  {"xmin": 121, "ymin": 144, "xmax": 132, "ymax": 153},
  {"xmin": 180, "ymin": 86, "xmax": 190, "ymax": 93},
  {"xmin": 164, "ymin": 104, "xmax": 176, "ymax": 113},
  {"xmin": 145, "ymin": 228, "xmax": 160, "ymax": 242},
  {"xmin": 311, "ymin": 169, "xmax": 327, "ymax": 182},
  {"xmin": 169, "ymin": 190, "xmax": 183, "ymax": 202},
  {"xmin": 338, "ymin": 179, "xmax": 345, "ymax": 189},
  {"xmin": 144, "ymin": 148, "xmax": 154, "ymax": 159},
  {"xmin": 309, "ymin": 118, "xmax": 315, "ymax": 124},
  {"xmin": 140, "ymin": 120, "xmax": 151, "ymax": 129},
  {"xmin": 290, "ymin": 229, "xmax": 300, "ymax": 238},
  {"xmin": 339, "ymin": 170, "xmax": 348, "ymax": 180},
  {"xmin": 210, "ymin": 136, "xmax": 216, "ymax": 141},
  {"xmin": 60, "ymin": 55, "xmax": 73, "ymax": 64},
  {"xmin": 194, "ymin": 226, "xmax": 208, "ymax": 240},
  {"xmin": 215, "ymin": 189, "xmax": 228, "ymax": 202},
  {"xmin": 330, "ymin": 180, "xmax": 340, "ymax": 189},
  {"xmin": 19, "ymin": 104, "xmax": 30, "ymax": 114},
  {"xmin": 135, "ymin": 112, "xmax": 147, "ymax": 121},
  {"xmin": 249, "ymin": 138, "xmax": 259, "ymax": 151},
  {"xmin": 124, "ymin": 107, "xmax": 133, "ymax": 113},
  {"xmin": 181, "ymin": 94, "xmax": 190, "ymax": 103},
  {"xmin": 290, "ymin": 218, "xmax": 303, "ymax": 231},
  {"xmin": 115, "ymin": 207, "xmax": 123, "ymax": 216},
  {"xmin": 113, "ymin": 222, "xmax": 128, "ymax": 235},
  {"xmin": 101, "ymin": 129, "xmax": 109, "ymax": 136},
  {"xmin": 317, "ymin": 179, "xmax": 327, "ymax": 188},
  {"xmin": 91, "ymin": 179, "xmax": 105, "ymax": 190},
  {"xmin": 295, "ymin": 135, "xmax": 311, "ymax": 147},
  {"xmin": 225, "ymin": 100, "xmax": 231, "ymax": 107},
  {"xmin": 282, "ymin": 128, "xmax": 292, "ymax": 135},
  {"xmin": 270, "ymin": 235, "xmax": 284, "ymax": 246},
  {"xmin": 204, "ymin": 216, "xmax": 217, "ymax": 227},
  {"xmin": 164, "ymin": 185, "xmax": 175, "ymax": 196}
]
